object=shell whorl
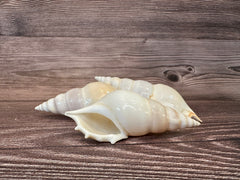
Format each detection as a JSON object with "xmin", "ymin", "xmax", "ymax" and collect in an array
[
  {"xmin": 35, "ymin": 88, "xmax": 83, "ymax": 114},
  {"xmin": 95, "ymin": 76, "xmax": 153, "ymax": 98},
  {"xmin": 35, "ymin": 82, "xmax": 115, "ymax": 114},
  {"xmin": 149, "ymin": 100, "xmax": 199, "ymax": 133},
  {"xmin": 95, "ymin": 76, "xmax": 201, "ymax": 122}
]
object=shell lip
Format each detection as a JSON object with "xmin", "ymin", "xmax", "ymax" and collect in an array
[{"xmin": 65, "ymin": 104, "xmax": 128, "ymax": 144}]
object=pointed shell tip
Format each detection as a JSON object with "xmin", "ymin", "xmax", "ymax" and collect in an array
[
  {"xmin": 95, "ymin": 76, "xmax": 101, "ymax": 81},
  {"xmin": 85, "ymin": 134, "xmax": 90, "ymax": 139},
  {"xmin": 191, "ymin": 115, "xmax": 202, "ymax": 123},
  {"xmin": 35, "ymin": 105, "xmax": 40, "ymax": 111}
]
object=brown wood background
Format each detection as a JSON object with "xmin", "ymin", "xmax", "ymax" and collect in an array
[{"xmin": 0, "ymin": 0, "xmax": 240, "ymax": 179}]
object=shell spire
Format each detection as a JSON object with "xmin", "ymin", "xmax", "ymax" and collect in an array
[
  {"xmin": 35, "ymin": 98, "xmax": 57, "ymax": 113},
  {"xmin": 35, "ymin": 82, "xmax": 115, "ymax": 115}
]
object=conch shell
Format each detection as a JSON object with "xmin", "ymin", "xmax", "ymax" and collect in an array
[
  {"xmin": 65, "ymin": 90, "xmax": 201, "ymax": 144},
  {"xmin": 35, "ymin": 82, "xmax": 115, "ymax": 114},
  {"xmin": 95, "ymin": 76, "xmax": 201, "ymax": 122}
]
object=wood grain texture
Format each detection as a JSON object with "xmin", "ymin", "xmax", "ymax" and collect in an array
[
  {"xmin": 0, "ymin": 101, "xmax": 239, "ymax": 179},
  {"xmin": 0, "ymin": 37, "xmax": 239, "ymax": 179},
  {"xmin": 0, "ymin": 0, "xmax": 239, "ymax": 39},
  {"xmin": 1, "ymin": 37, "xmax": 240, "ymax": 101},
  {"xmin": 1, "ymin": 0, "xmax": 240, "ymax": 179}
]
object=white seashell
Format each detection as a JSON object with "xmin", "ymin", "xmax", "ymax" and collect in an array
[
  {"xmin": 65, "ymin": 90, "xmax": 201, "ymax": 144},
  {"xmin": 35, "ymin": 82, "xmax": 115, "ymax": 114},
  {"xmin": 95, "ymin": 76, "xmax": 201, "ymax": 122}
]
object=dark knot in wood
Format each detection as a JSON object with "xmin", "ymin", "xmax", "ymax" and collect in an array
[
  {"xmin": 187, "ymin": 66, "xmax": 194, "ymax": 72},
  {"xmin": 228, "ymin": 66, "xmax": 240, "ymax": 72},
  {"xmin": 163, "ymin": 70, "xmax": 181, "ymax": 82}
]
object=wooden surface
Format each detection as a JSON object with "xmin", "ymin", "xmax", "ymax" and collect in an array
[{"xmin": 0, "ymin": 0, "xmax": 240, "ymax": 179}]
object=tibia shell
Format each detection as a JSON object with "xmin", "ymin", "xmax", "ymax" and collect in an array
[
  {"xmin": 95, "ymin": 76, "xmax": 201, "ymax": 122},
  {"xmin": 35, "ymin": 82, "xmax": 115, "ymax": 114},
  {"xmin": 65, "ymin": 90, "xmax": 200, "ymax": 144}
]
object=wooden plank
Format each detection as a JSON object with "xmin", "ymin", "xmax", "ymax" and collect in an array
[
  {"xmin": 0, "ymin": 140, "xmax": 239, "ymax": 179},
  {"xmin": 1, "ymin": 37, "xmax": 240, "ymax": 101},
  {"xmin": 0, "ymin": 0, "xmax": 239, "ymax": 39},
  {"xmin": 0, "ymin": 100, "xmax": 239, "ymax": 179},
  {"xmin": 1, "ymin": 1, "xmax": 239, "ymax": 179}
]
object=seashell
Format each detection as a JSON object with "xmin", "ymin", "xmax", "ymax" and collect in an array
[
  {"xmin": 65, "ymin": 90, "xmax": 201, "ymax": 144},
  {"xmin": 35, "ymin": 82, "xmax": 115, "ymax": 114},
  {"xmin": 95, "ymin": 76, "xmax": 201, "ymax": 122}
]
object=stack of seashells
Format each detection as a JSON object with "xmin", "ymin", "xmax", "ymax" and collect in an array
[{"xmin": 35, "ymin": 76, "xmax": 201, "ymax": 144}]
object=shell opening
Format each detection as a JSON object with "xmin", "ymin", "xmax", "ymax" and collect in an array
[
  {"xmin": 74, "ymin": 113, "xmax": 121, "ymax": 136},
  {"xmin": 65, "ymin": 104, "xmax": 128, "ymax": 144}
]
